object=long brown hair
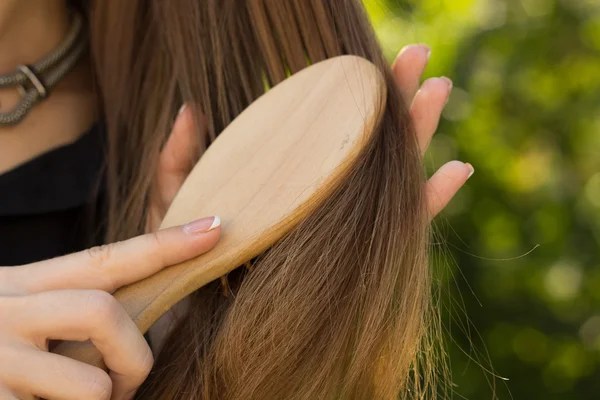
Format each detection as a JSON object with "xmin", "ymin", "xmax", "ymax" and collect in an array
[{"xmin": 82, "ymin": 0, "xmax": 440, "ymax": 398}]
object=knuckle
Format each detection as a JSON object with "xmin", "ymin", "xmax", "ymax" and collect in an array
[
  {"xmin": 132, "ymin": 345, "xmax": 154, "ymax": 382},
  {"xmin": 86, "ymin": 244, "xmax": 115, "ymax": 268},
  {"xmin": 145, "ymin": 231, "xmax": 168, "ymax": 266},
  {"xmin": 86, "ymin": 243, "xmax": 120, "ymax": 291},
  {"xmin": 148, "ymin": 230, "xmax": 164, "ymax": 249},
  {"xmin": 84, "ymin": 370, "xmax": 112, "ymax": 400},
  {"xmin": 146, "ymin": 231, "xmax": 161, "ymax": 249},
  {"xmin": 84, "ymin": 290, "xmax": 123, "ymax": 330}
]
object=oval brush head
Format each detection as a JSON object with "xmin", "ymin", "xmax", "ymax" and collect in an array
[{"xmin": 54, "ymin": 55, "xmax": 386, "ymax": 366}]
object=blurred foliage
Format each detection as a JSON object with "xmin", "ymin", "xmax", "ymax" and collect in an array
[{"xmin": 364, "ymin": 0, "xmax": 600, "ymax": 398}]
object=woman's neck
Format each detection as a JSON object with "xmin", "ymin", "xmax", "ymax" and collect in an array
[
  {"xmin": 0, "ymin": 1, "xmax": 70, "ymax": 73},
  {"xmin": 0, "ymin": 0, "xmax": 97, "ymax": 175}
]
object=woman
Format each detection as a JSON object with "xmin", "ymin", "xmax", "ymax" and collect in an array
[{"xmin": 0, "ymin": 0, "xmax": 473, "ymax": 399}]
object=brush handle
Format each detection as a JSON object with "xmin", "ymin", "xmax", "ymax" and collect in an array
[{"xmin": 53, "ymin": 55, "xmax": 386, "ymax": 368}]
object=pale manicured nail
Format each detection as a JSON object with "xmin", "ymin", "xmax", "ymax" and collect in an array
[
  {"xmin": 441, "ymin": 76, "xmax": 453, "ymax": 90},
  {"xmin": 183, "ymin": 216, "xmax": 221, "ymax": 235},
  {"xmin": 466, "ymin": 163, "xmax": 475, "ymax": 179},
  {"xmin": 420, "ymin": 44, "xmax": 431, "ymax": 60},
  {"xmin": 178, "ymin": 104, "xmax": 187, "ymax": 115}
]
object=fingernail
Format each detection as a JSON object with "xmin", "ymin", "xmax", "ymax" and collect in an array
[
  {"xmin": 441, "ymin": 76, "xmax": 453, "ymax": 90},
  {"xmin": 465, "ymin": 163, "xmax": 475, "ymax": 179},
  {"xmin": 420, "ymin": 44, "xmax": 432, "ymax": 60},
  {"xmin": 183, "ymin": 216, "xmax": 221, "ymax": 235},
  {"xmin": 178, "ymin": 104, "xmax": 187, "ymax": 115}
]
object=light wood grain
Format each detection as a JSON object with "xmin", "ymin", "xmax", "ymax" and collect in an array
[{"xmin": 54, "ymin": 55, "xmax": 386, "ymax": 366}]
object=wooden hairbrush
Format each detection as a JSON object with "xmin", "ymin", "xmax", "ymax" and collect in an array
[{"xmin": 54, "ymin": 55, "xmax": 386, "ymax": 367}]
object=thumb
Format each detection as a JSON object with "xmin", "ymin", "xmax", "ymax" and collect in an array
[
  {"xmin": 156, "ymin": 104, "xmax": 205, "ymax": 205},
  {"xmin": 147, "ymin": 105, "xmax": 206, "ymax": 232}
]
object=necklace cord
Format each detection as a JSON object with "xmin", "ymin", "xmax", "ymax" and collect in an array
[{"xmin": 0, "ymin": 11, "xmax": 86, "ymax": 125}]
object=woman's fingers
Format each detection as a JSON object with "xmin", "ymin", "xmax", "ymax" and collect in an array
[
  {"xmin": 147, "ymin": 104, "xmax": 205, "ymax": 232},
  {"xmin": 393, "ymin": 44, "xmax": 466, "ymax": 217},
  {"xmin": 0, "ymin": 387, "xmax": 18, "ymax": 400},
  {"xmin": 2, "ymin": 290, "xmax": 152, "ymax": 400},
  {"xmin": 426, "ymin": 161, "xmax": 474, "ymax": 219},
  {"xmin": 2, "ymin": 346, "xmax": 112, "ymax": 400},
  {"xmin": 392, "ymin": 44, "xmax": 453, "ymax": 154},
  {"xmin": 392, "ymin": 44, "xmax": 431, "ymax": 103},
  {"xmin": 410, "ymin": 77, "xmax": 453, "ymax": 154},
  {"xmin": 158, "ymin": 105, "xmax": 200, "ymax": 194},
  {"xmin": 2, "ymin": 216, "xmax": 221, "ymax": 295}
]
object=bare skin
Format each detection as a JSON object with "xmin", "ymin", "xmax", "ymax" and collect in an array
[
  {"xmin": 0, "ymin": 0, "xmax": 96, "ymax": 175},
  {"xmin": 0, "ymin": 2, "xmax": 473, "ymax": 396}
]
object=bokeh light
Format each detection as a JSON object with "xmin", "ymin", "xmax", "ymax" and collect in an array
[{"xmin": 364, "ymin": 0, "xmax": 600, "ymax": 397}]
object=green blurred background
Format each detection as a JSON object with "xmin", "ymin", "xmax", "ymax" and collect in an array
[{"xmin": 363, "ymin": 0, "xmax": 600, "ymax": 398}]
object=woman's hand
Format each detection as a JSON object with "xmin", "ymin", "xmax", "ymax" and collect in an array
[
  {"xmin": 0, "ymin": 217, "xmax": 221, "ymax": 400},
  {"xmin": 147, "ymin": 45, "xmax": 473, "ymax": 232},
  {"xmin": 392, "ymin": 44, "xmax": 474, "ymax": 218},
  {"xmin": 146, "ymin": 105, "xmax": 204, "ymax": 232}
]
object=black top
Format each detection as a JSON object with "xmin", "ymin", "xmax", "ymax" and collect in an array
[{"xmin": 0, "ymin": 125, "xmax": 106, "ymax": 266}]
